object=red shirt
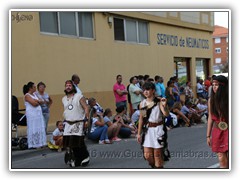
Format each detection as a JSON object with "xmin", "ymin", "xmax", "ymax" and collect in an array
[
  {"xmin": 204, "ymin": 79, "xmax": 211, "ymax": 91},
  {"xmin": 113, "ymin": 83, "xmax": 127, "ymax": 103}
]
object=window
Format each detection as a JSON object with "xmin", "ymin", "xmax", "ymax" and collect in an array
[
  {"xmin": 215, "ymin": 58, "xmax": 221, "ymax": 64},
  {"xmin": 114, "ymin": 18, "xmax": 125, "ymax": 41},
  {"xmin": 125, "ymin": 19, "xmax": 137, "ymax": 42},
  {"xmin": 39, "ymin": 12, "xmax": 94, "ymax": 39},
  {"xmin": 78, "ymin": 12, "xmax": 93, "ymax": 38},
  {"xmin": 39, "ymin": 12, "xmax": 58, "ymax": 34},
  {"xmin": 215, "ymin": 38, "xmax": 221, "ymax": 44},
  {"xmin": 215, "ymin": 48, "xmax": 221, "ymax": 54},
  {"xmin": 138, "ymin": 21, "xmax": 148, "ymax": 44},
  {"xmin": 114, "ymin": 17, "xmax": 148, "ymax": 44},
  {"xmin": 59, "ymin": 12, "xmax": 77, "ymax": 36}
]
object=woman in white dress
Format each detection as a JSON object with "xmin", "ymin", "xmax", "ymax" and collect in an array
[
  {"xmin": 23, "ymin": 82, "xmax": 47, "ymax": 149},
  {"xmin": 137, "ymin": 82, "xmax": 169, "ymax": 168}
]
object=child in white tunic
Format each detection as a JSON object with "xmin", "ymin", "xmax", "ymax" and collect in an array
[{"xmin": 137, "ymin": 82, "xmax": 169, "ymax": 168}]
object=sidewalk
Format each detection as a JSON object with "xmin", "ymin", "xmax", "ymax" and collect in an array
[{"xmin": 11, "ymin": 123, "xmax": 137, "ymax": 152}]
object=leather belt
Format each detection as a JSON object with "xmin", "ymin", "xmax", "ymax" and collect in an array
[
  {"xmin": 148, "ymin": 121, "xmax": 163, "ymax": 127},
  {"xmin": 65, "ymin": 120, "xmax": 83, "ymax": 125}
]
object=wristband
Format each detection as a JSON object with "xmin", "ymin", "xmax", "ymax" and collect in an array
[{"xmin": 206, "ymin": 136, "xmax": 210, "ymax": 138}]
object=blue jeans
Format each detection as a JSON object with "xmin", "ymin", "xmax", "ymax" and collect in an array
[
  {"xmin": 116, "ymin": 101, "xmax": 127, "ymax": 109},
  {"xmin": 119, "ymin": 127, "xmax": 131, "ymax": 138},
  {"xmin": 88, "ymin": 125, "xmax": 108, "ymax": 141},
  {"xmin": 42, "ymin": 113, "xmax": 50, "ymax": 133}
]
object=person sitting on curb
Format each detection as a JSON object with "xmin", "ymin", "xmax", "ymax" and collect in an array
[
  {"xmin": 48, "ymin": 120, "xmax": 64, "ymax": 152},
  {"xmin": 103, "ymin": 108, "xmax": 122, "ymax": 142},
  {"xmin": 170, "ymin": 102, "xmax": 191, "ymax": 127},
  {"xmin": 88, "ymin": 108, "xmax": 112, "ymax": 144},
  {"xmin": 113, "ymin": 106, "xmax": 135, "ymax": 138}
]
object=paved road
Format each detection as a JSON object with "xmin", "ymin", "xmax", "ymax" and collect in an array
[{"xmin": 11, "ymin": 124, "xmax": 218, "ymax": 169}]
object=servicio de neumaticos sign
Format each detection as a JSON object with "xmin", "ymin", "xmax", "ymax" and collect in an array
[{"xmin": 157, "ymin": 33, "xmax": 209, "ymax": 49}]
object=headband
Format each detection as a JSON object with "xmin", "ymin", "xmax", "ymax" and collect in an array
[{"xmin": 213, "ymin": 80, "xmax": 225, "ymax": 86}]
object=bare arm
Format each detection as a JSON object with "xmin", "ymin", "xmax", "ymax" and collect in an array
[
  {"xmin": 207, "ymin": 99, "xmax": 213, "ymax": 147},
  {"xmin": 53, "ymin": 135, "xmax": 62, "ymax": 141},
  {"xmin": 159, "ymin": 98, "xmax": 169, "ymax": 117},
  {"xmin": 25, "ymin": 94, "xmax": 40, "ymax": 107},
  {"xmin": 48, "ymin": 96, "xmax": 53, "ymax": 107},
  {"xmin": 80, "ymin": 96, "xmax": 90, "ymax": 129},
  {"xmin": 80, "ymin": 97, "xmax": 89, "ymax": 120},
  {"xmin": 169, "ymin": 87, "xmax": 175, "ymax": 100},
  {"xmin": 174, "ymin": 109, "xmax": 190, "ymax": 123},
  {"xmin": 137, "ymin": 103, "xmax": 143, "ymax": 144},
  {"xmin": 94, "ymin": 118, "xmax": 105, "ymax": 126}
]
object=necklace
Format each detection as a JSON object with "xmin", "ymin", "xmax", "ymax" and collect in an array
[{"xmin": 67, "ymin": 94, "xmax": 74, "ymax": 110}]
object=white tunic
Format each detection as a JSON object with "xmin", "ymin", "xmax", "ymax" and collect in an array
[
  {"xmin": 24, "ymin": 93, "xmax": 46, "ymax": 148},
  {"xmin": 62, "ymin": 93, "xmax": 85, "ymax": 121},
  {"xmin": 141, "ymin": 99, "xmax": 165, "ymax": 148},
  {"xmin": 62, "ymin": 93, "xmax": 85, "ymax": 136}
]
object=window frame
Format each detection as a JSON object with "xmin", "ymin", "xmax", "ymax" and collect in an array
[
  {"xmin": 113, "ymin": 16, "xmax": 149, "ymax": 45},
  {"xmin": 215, "ymin": 47, "xmax": 221, "ymax": 54},
  {"xmin": 39, "ymin": 12, "xmax": 59, "ymax": 36},
  {"xmin": 214, "ymin": 37, "xmax": 221, "ymax": 44},
  {"xmin": 215, "ymin": 58, "xmax": 222, "ymax": 64},
  {"xmin": 39, "ymin": 12, "xmax": 95, "ymax": 40}
]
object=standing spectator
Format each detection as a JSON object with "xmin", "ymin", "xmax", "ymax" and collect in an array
[
  {"xmin": 208, "ymin": 75, "xmax": 217, "ymax": 99},
  {"xmin": 103, "ymin": 108, "xmax": 122, "ymax": 141},
  {"xmin": 127, "ymin": 83, "xmax": 134, "ymax": 117},
  {"xmin": 184, "ymin": 81, "xmax": 194, "ymax": 102},
  {"xmin": 165, "ymin": 80, "xmax": 175, "ymax": 108},
  {"xmin": 207, "ymin": 75, "xmax": 228, "ymax": 168},
  {"xmin": 159, "ymin": 76, "xmax": 166, "ymax": 98},
  {"xmin": 137, "ymin": 82, "xmax": 169, "ymax": 168},
  {"xmin": 154, "ymin": 75, "xmax": 162, "ymax": 97},
  {"xmin": 129, "ymin": 76, "xmax": 143, "ymax": 112},
  {"xmin": 62, "ymin": 80, "xmax": 89, "ymax": 167},
  {"xmin": 204, "ymin": 76, "xmax": 211, "ymax": 92},
  {"xmin": 35, "ymin": 82, "xmax": 53, "ymax": 133},
  {"xmin": 137, "ymin": 75, "xmax": 144, "ymax": 89},
  {"xmin": 71, "ymin": 74, "xmax": 82, "ymax": 94},
  {"xmin": 171, "ymin": 76, "xmax": 180, "ymax": 102},
  {"xmin": 23, "ymin": 82, "xmax": 46, "ymax": 149},
  {"xmin": 197, "ymin": 78, "xmax": 204, "ymax": 99},
  {"xmin": 113, "ymin": 75, "xmax": 128, "ymax": 109}
]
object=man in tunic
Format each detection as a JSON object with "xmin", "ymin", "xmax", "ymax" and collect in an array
[{"xmin": 62, "ymin": 80, "xmax": 90, "ymax": 167}]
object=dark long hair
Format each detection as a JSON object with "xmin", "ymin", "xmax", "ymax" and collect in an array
[
  {"xmin": 210, "ymin": 75, "xmax": 228, "ymax": 122},
  {"xmin": 23, "ymin": 82, "xmax": 34, "ymax": 95}
]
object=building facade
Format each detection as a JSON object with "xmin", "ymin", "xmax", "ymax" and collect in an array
[
  {"xmin": 11, "ymin": 11, "xmax": 214, "ymax": 127},
  {"xmin": 212, "ymin": 25, "xmax": 229, "ymax": 70}
]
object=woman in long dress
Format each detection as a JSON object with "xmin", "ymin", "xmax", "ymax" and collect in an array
[{"xmin": 23, "ymin": 82, "xmax": 46, "ymax": 149}]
